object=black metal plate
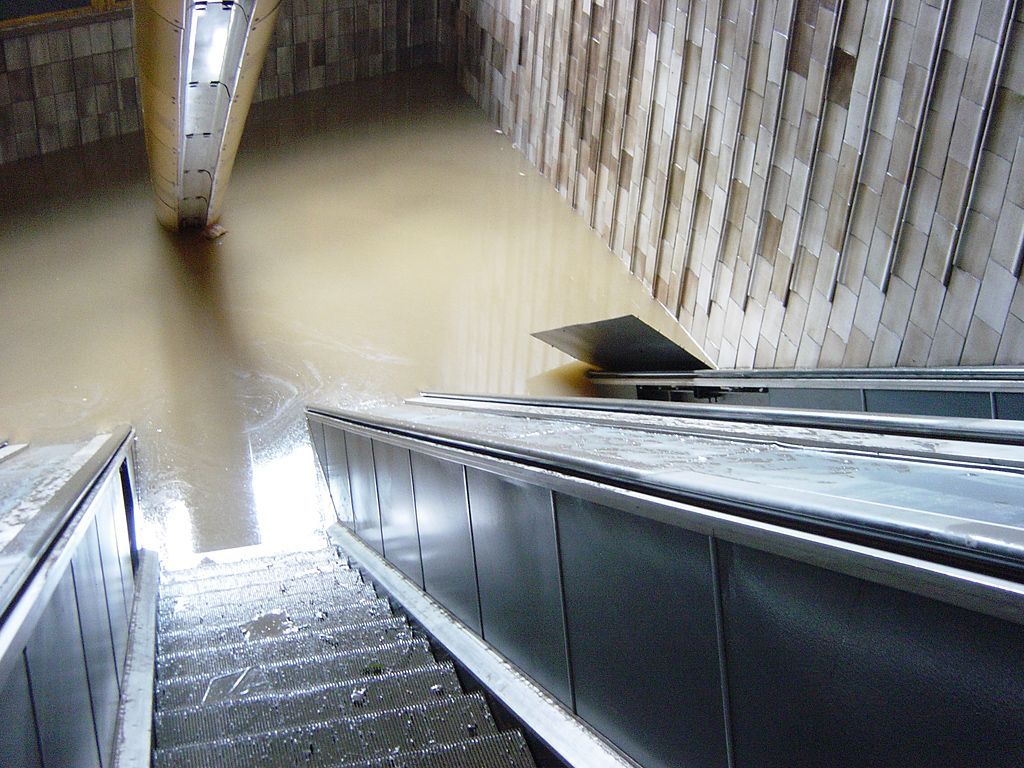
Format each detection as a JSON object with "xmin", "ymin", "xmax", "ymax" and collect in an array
[
  {"xmin": 719, "ymin": 542, "xmax": 1024, "ymax": 768},
  {"xmin": 532, "ymin": 315, "xmax": 708, "ymax": 372},
  {"xmin": 410, "ymin": 453, "xmax": 482, "ymax": 634},
  {"xmin": 26, "ymin": 567, "xmax": 100, "ymax": 768},
  {"xmin": 345, "ymin": 433, "xmax": 384, "ymax": 555},
  {"xmin": 0, "ymin": 655, "xmax": 42, "ymax": 767},
  {"xmin": 556, "ymin": 494, "xmax": 728, "ymax": 768},
  {"xmin": 71, "ymin": 520, "xmax": 120, "ymax": 765},
  {"xmin": 372, "ymin": 441, "xmax": 423, "ymax": 588},
  {"xmin": 467, "ymin": 469, "xmax": 570, "ymax": 705}
]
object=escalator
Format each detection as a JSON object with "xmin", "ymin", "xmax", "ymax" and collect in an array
[{"xmin": 3, "ymin": 378, "xmax": 1024, "ymax": 767}]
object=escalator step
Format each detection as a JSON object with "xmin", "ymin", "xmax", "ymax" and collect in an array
[
  {"xmin": 153, "ymin": 692, "xmax": 496, "ymax": 768},
  {"xmin": 156, "ymin": 637, "xmax": 437, "ymax": 711},
  {"xmin": 158, "ymin": 580, "xmax": 378, "ymax": 635},
  {"xmin": 160, "ymin": 549, "xmax": 348, "ymax": 588},
  {"xmin": 157, "ymin": 617, "xmax": 413, "ymax": 681},
  {"xmin": 342, "ymin": 731, "xmax": 537, "ymax": 768},
  {"xmin": 160, "ymin": 569, "xmax": 365, "ymax": 618},
  {"xmin": 158, "ymin": 596, "xmax": 394, "ymax": 656},
  {"xmin": 156, "ymin": 663, "xmax": 465, "ymax": 749},
  {"xmin": 161, "ymin": 558, "xmax": 354, "ymax": 601}
]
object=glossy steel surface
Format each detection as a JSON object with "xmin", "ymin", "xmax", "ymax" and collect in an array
[
  {"xmin": 0, "ymin": 656, "xmax": 42, "ymax": 768},
  {"xmin": 345, "ymin": 433, "xmax": 382, "ymax": 555},
  {"xmin": 26, "ymin": 567, "xmax": 101, "ymax": 768},
  {"xmin": 372, "ymin": 440, "xmax": 423, "ymax": 588},
  {"xmin": 466, "ymin": 469, "xmax": 571, "ymax": 706},
  {"xmin": 409, "ymin": 452, "xmax": 481, "ymax": 635},
  {"xmin": 0, "ymin": 68, "xmax": 699, "ymax": 564},
  {"xmin": 71, "ymin": 520, "xmax": 120, "ymax": 764},
  {"xmin": 555, "ymin": 493, "xmax": 727, "ymax": 768},
  {"xmin": 719, "ymin": 542, "xmax": 1024, "ymax": 768}
]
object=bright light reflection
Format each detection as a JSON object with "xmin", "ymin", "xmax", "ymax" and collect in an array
[
  {"xmin": 250, "ymin": 440, "xmax": 332, "ymax": 554},
  {"xmin": 138, "ymin": 497, "xmax": 196, "ymax": 570}
]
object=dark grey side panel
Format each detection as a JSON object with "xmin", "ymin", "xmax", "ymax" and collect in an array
[
  {"xmin": 864, "ymin": 389, "xmax": 991, "ymax": 418},
  {"xmin": 372, "ymin": 441, "xmax": 423, "ymax": 588},
  {"xmin": 720, "ymin": 542, "xmax": 1024, "ymax": 768},
  {"xmin": 71, "ymin": 521, "xmax": 120, "ymax": 765},
  {"xmin": 0, "ymin": 654, "xmax": 42, "ymax": 767},
  {"xmin": 556, "ymin": 494, "xmax": 729, "ymax": 768},
  {"xmin": 769, "ymin": 387, "xmax": 864, "ymax": 411},
  {"xmin": 410, "ymin": 453, "xmax": 482, "ymax": 634},
  {"xmin": 467, "ymin": 469, "xmax": 571, "ymax": 705},
  {"xmin": 95, "ymin": 487, "xmax": 130, "ymax": 680},
  {"xmin": 26, "ymin": 568, "xmax": 101, "ymax": 768},
  {"xmin": 345, "ymin": 433, "xmax": 384, "ymax": 555},
  {"xmin": 995, "ymin": 392, "xmax": 1024, "ymax": 420}
]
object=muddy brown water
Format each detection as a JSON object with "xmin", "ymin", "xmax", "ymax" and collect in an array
[{"xmin": 0, "ymin": 68, "xmax": 705, "ymax": 564}]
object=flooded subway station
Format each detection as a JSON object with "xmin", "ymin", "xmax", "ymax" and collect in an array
[
  {"xmin": 3, "ymin": 2, "xmax": 1024, "ymax": 767},
  {"xmin": 0, "ymin": 68, "xmax": 701, "ymax": 560}
]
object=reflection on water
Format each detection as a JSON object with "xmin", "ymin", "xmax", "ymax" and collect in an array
[{"xmin": 0, "ymin": 67, "xmax": 706, "ymax": 564}]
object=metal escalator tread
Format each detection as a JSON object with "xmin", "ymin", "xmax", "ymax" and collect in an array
[
  {"xmin": 153, "ymin": 692, "xmax": 496, "ymax": 767},
  {"xmin": 160, "ymin": 549, "xmax": 348, "ymax": 588},
  {"xmin": 157, "ymin": 598, "xmax": 393, "ymax": 659},
  {"xmin": 156, "ymin": 663, "xmax": 466, "ymax": 749},
  {"xmin": 157, "ymin": 617, "xmax": 412, "ymax": 680},
  {"xmin": 153, "ymin": 547, "xmax": 538, "ymax": 768},
  {"xmin": 157, "ymin": 637, "xmax": 437, "ymax": 711}
]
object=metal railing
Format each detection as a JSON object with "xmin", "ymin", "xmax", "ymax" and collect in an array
[{"xmin": 307, "ymin": 398, "xmax": 1024, "ymax": 768}]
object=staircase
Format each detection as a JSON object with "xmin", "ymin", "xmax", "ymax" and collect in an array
[{"xmin": 152, "ymin": 547, "xmax": 538, "ymax": 768}]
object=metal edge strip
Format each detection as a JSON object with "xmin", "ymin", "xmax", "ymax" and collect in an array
[
  {"xmin": 416, "ymin": 391, "xmax": 1024, "ymax": 444},
  {"xmin": 327, "ymin": 523, "xmax": 640, "ymax": 768},
  {"xmin": 112, "ymin": 547, "xmax": 159, "ymax": 768}
]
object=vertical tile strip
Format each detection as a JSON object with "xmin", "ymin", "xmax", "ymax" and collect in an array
[
  {"xmin": 673, "ymin": 0, "xmax": 727, "ymax": 318},
  {"xmin": 942, "ymin": 0, "xmax": 1020, "ymax": 286},
  {"xmin": 587, "ymin": 0, "xmax": 620, "ymax": 230},
  {"xmin": 651, "ymin": 0, "xmax": 697, "ymax": 291},
  {"xmin": 570, "ymin": 0, "xmax": 598, "ymax": 209},
  {"xmin": 781, "ymin": 0, "xmax": 847, "ymax": 307},
  {"xmin": 828, "ymin": 0, "xmax": 895, "ymax": 302},
  {"xmin": 607, "ymin": 0, "xmax": 644, "ymax": 249},
  {"xmin": 707, "ymin": 0, "xmax": 761, "ymax": 314},
  {"xmin": 879, "ymin": 0, "xmax": 953, "ymax": 293},
  {"xmin": 629, "ymin": 0, "xmax": 669, "ymax": 274},
  {"xmin": 742, "ymin": 0, "xmax": 798, "ymax": 311}
]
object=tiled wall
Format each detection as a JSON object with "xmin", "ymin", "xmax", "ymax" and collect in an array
[
  {"xmin": 254, "ymin": 0, "xmax": 441, "ymax": 102},
  {"xmin": 0, "ymin": 10, "xmax": 137, "ymax": 163},
  {"xmin": 0, "ymin": 0, "xmax": 444, "ymax": 164},
  {"xmin": 453, "ymin": 0, "xmax": 1024, "ymax": 368}
]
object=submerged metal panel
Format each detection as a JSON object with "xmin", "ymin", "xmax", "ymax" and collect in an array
[
  {"xmin": 719, "ymin": 542, "xmax": 1024, "ymax": 768},
  {"xmin": 555, "ymin": 494, "xmax": 728, "ymax": 768},
  {"xmin": 323, "ymin": 426, "xmax": 353, "ymax": 524},
  {"xmin": 768, "ymin": 387, "xmax": 864, "ymax": 411},
  {"xmin": 72, "ymin": 520, "xmax": 120, "ymax": 765},
  {"xmin": 372, "ymin": 441, "xmax": 423, "ymax": 588},
  {"xmin": 26, "ymin": 567, "xmax": 101, "ymax": 768},
  {"xmin": 0, "ymin": 654, "xmax": 42, "ymax": 767},
  {"xmin": 345, "ymin": 432, "xmax": 384, "ymax": 555},
  {"xmin": 864, "ymin": 389, "xmax": 992, "ymax": 418},
  {"xmin": 532, "ymin": 315, "xmax": 708, "ymax": 371},
  {"xmin": 409, "ymin": 453, "xmax": 482, "ymax": 634},
  {"xmin": 466, "ymin": 469, "xmax": 571, "ymax": 705},
  {"xmin": 95, "ymin": 486, "xmax": 130, "ymax": 681}
]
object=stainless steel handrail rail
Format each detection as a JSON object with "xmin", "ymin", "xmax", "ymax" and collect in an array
[
  {"xmin": 416, "ymin": 392, "xmax": 1024, "ymax": 444},
  {"xmin": 0, "ymin": 426, "xmax": 133, "ymax": 626}
]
